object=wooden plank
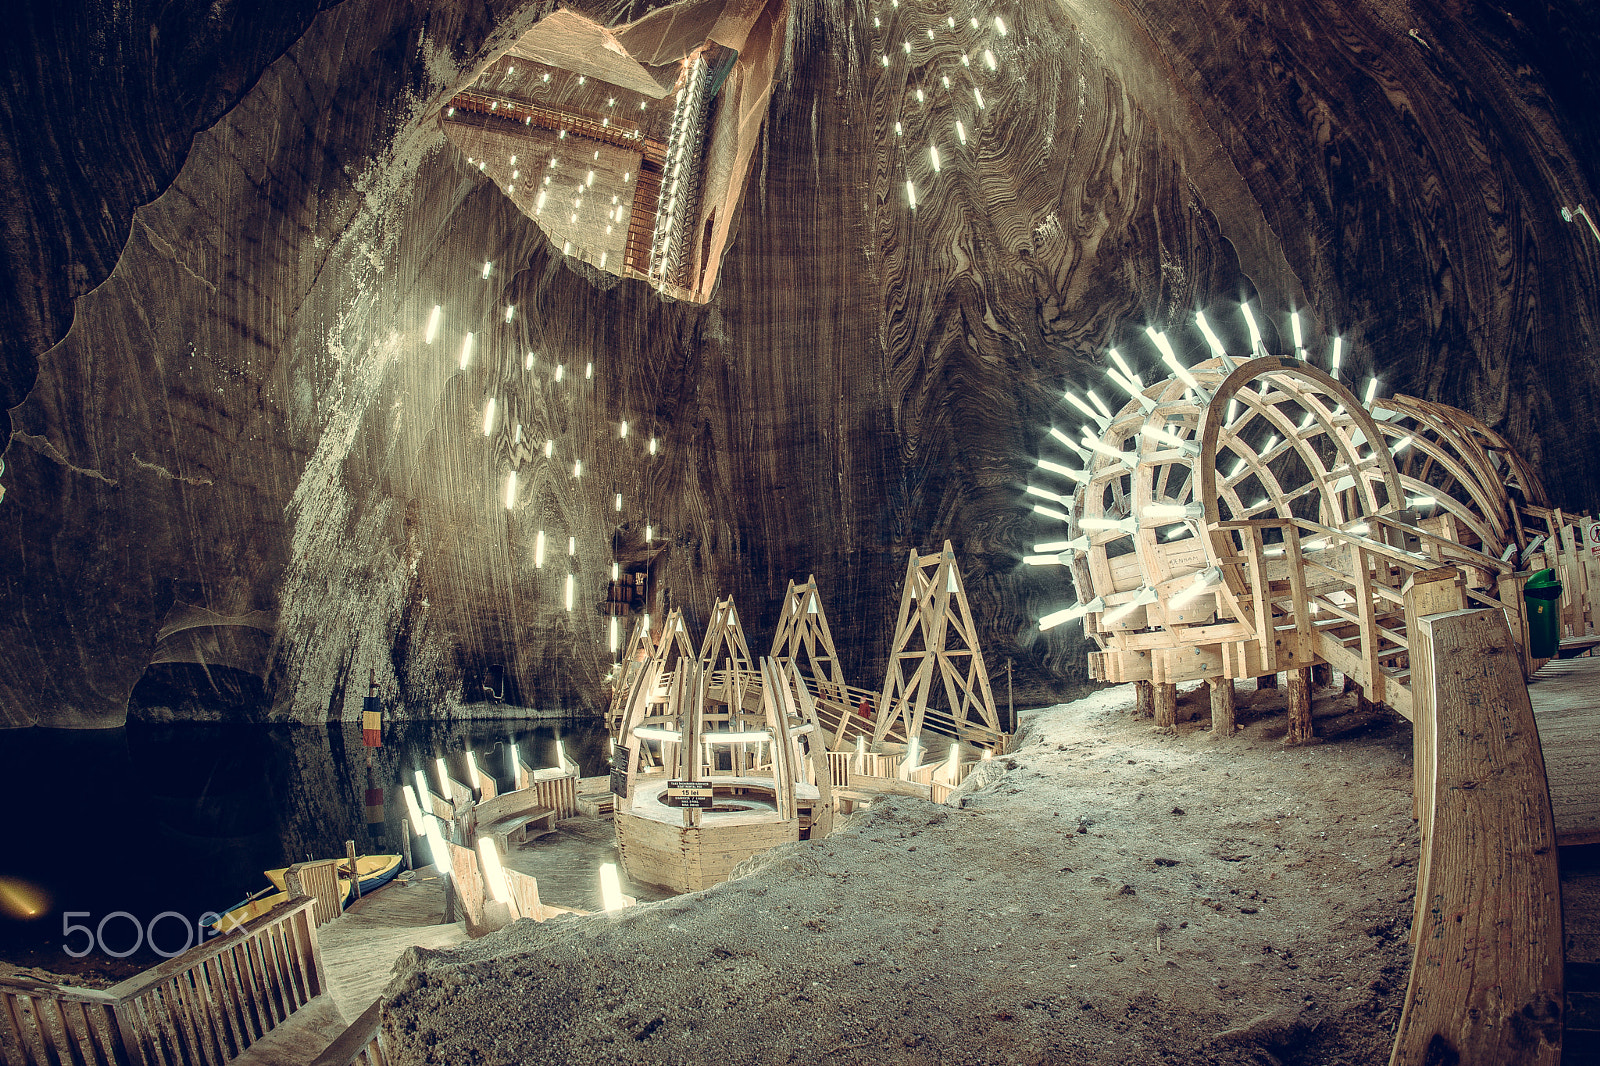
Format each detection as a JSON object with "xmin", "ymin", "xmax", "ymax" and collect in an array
[{"xmin": 1390, "ymin": 607, "xmax": 1562, "ymax": 1066}]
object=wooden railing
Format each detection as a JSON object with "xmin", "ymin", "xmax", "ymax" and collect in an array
[
  {"xmin": 1390, "ymin": 604, "xmax": 1562, "ymax": 1064},
  {"xmin": 1, "ymin": 898, "xmax": 323, "ymax": 1066}
]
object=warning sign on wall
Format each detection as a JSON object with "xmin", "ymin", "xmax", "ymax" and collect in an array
[{"xmin": 1588, "ymin": 520, "xmax": 1600, "ymax": 558}]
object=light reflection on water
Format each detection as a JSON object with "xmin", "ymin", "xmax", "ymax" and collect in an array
[{"xmin": 0, "ymin": 717, "xmax": 610, "ymax": 977}]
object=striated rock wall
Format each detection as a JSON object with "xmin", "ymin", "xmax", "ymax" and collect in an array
[{"xmin": 1, "ymin": 0, "xmax": 1596, "ymax": 727}]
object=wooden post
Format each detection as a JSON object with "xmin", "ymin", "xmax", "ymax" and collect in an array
[
  {"xmin": 345, "ymin": 841, "xmax": 360, "ymax": 900},
  {"xmin": 1153, "ymin": 683, "xmax": 1178, "ymax": 729},
  {"xmin": 1209, "ymin": 677, "xmax": 1235, "ymax": 736},
  {"xmin": 1134, "ymin": 680, "xmax": 1154, "ymax": 717},
  {"xmin": 1006, "ymin": 658, "xmax": 1013, "ymax": 735},
  {"xmin": 401, "ymin": 819, "xmax": 413, "ymax": 871},
  {"xmin": 1285, "ymin": 667, "xmax": 1312, "ymax": 744},
  {"xmin": 1498, "ymin": 571, "xmax": 1532, "ymax": 677},
  {"xmin": 1402, "ymin": 568, "xmax": 1469, "ymax": 824}
]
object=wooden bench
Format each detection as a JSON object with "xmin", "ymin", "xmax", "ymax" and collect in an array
[{"xmin": 474, "ymin": 788, "xmax": 558, "ymax": 855}]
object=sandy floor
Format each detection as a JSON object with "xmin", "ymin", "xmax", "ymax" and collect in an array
[{"xmin": 384, "ymin": 678, "xmax": 1426, "ymax": 1064}]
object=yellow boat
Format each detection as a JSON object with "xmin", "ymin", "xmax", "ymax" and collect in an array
[
  {"xmin": 206, "ymin": 886, "xmax": 307, "ymax": 934},
  {"xmin": 264, "ymin": 853, "xmax": 402, "ymax": 899}
]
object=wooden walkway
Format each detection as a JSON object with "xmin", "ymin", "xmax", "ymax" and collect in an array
[
  {"xmin": 231, "ymin": 872, "xmax": 466, "ymax": 1065},
  {"xmin": 1530, "ymin": 651, "xmax": 1600, "ymax": 847}
]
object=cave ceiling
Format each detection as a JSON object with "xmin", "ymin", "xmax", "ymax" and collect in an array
[{"xmin": 0, "ymin": 0, "xmax": 1595, "ymax": 728}]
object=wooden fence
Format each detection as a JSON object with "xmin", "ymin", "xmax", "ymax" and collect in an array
[{"xmin": 1, "ymin": 898, "xmax": 323, "ymax": 1066}]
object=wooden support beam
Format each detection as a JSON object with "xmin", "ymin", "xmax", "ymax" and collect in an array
[
  {"xmin": 1153, "ymin": 682, "xmax": 1178, "ymax": 729},
  {"xmin": 1134, "ymin": 680, "xmax": 1154, "ymax": 718},
  {"xmin": 1209, "ymin": 677, "xmax": 1235, "ymax": 736},
  {"xmin": 1285, "ymin": 667, "xmax": 1312, "ymax": 744}
]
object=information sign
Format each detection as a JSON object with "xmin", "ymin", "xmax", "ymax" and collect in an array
[{"xmin": 666, "ymin": 780, "xmax": 714, "ymax": 808}]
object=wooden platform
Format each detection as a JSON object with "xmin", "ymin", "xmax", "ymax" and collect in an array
[
  {"xmin": 316, "ymin": 871, "xmax": 465, "ymax": 1022},
  {"xmin": 1530, "ymin": 653, "xmax": 1600, "ymax": 847}
]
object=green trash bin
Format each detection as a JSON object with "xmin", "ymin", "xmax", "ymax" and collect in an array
[{"xmin": 1524, "ymin": 568, "xmax": 1564, "ymax": 659}]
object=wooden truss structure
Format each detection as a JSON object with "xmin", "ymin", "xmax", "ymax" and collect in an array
[
  {"xmin": 770, "ymin": 576, "xmax": 848, "ymax": 702},
  {"xmin": 1031, "ymin": 330, "xmax": 1596, "ymax": 736},
  {"xmin": 872, "ymin": 541, "xmax": 1004, "ymax": 750}
]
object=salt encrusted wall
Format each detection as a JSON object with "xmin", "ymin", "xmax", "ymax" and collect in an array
[{"xmin": 1, "ymin": 0, "xmax": 1596, "ymax": 727}]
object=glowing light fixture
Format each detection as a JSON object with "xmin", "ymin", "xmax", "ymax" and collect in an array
[
  {"xmin": 505, "ymin": 305, "xmax": 515, "ymax": 323},
  {"xmin": 483, "ymin": 398, "xmax": 496, "ymax": 435},
  {"xmin": 425, "ymin": 305, "xmax": 441, "ymax": 344},
  {"xmin": 535, "ymin": 530, "xmax": 546, "ymax": 567},
  {"xmin": 1143, "ymin": 502, "xmax": 1204, "ymax": 521},
  {"xmin": 505, "ymin": 471, "xmax": 517, "ymax": 509},
  {"xmin": 599, "ymin": 863, "xmax": 625, "ymax": 912},
  {"xmin": 1330, "ymin": 337, "xmax": 1343, "ymax": 378},
  {"xmin": 1037, "ymin": 458, "xmax": 1088, "ymax": 482},
  {"xmin": 477, "ymin": 838, "xmax": 512, "ymax": 905},
  {"xmin": 1240, "ymin": 302, "xmax": 1264, "ymax": 356},
  {"xmin": 459, "ymin": 333, "xmax": 474, "ymax": 369},
  {"xmin": 1103, "ymin": 586, "xmax": 1159, "ymax": 624},
  {"xmin": 1195, "ymin": 311, "xmax": 1227, "ymax": 359},
  {"xmin": 482, "ymin": 260, "xmax": 493, "ymax": 280},
  {"xmin": 1039, "ymin": 596, "xmax": 1104, "ymax": 630},
  {"xmin": 1079, "ymin": 515, "xmax": 1139, "ymax": 534},
  {"xmin": 564, "ymin": 574, "xmax": 574, "ymax": 611},
  {"xmin": 1139, "ymin": 425, "xmax": 1201, "ymax": 456},
  {"xmin": 1170, "ymin": 567, "xmax": 1223, "ymax": 608}
]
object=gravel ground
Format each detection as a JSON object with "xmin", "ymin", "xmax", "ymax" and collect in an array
[{"xmin": 383, "ymin": 680, "xmax": 1423, "ymax": 1065}]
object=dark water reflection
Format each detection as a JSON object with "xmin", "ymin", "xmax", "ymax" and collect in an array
[{"xmin": 0, "ymin": 717, "xmax": 609, "ymax": 978}]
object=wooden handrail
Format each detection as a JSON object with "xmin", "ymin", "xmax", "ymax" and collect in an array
[
  {"xmin": 2, "ymin": 897, "xmax": 324, "ymax": 1066},
  {"xmin": 106, "ymin": 898, "xmax": 316, "ymax": 1000},
  {"xmin": 1392, "ymin": 605, "xmax": 1562, "ymax": 1064}
]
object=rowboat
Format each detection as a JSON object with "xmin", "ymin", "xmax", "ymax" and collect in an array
[{"xmin": 263, "ymin": 853, "xmax": 403, "ymax": 899}]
